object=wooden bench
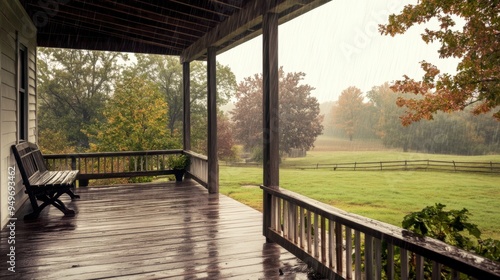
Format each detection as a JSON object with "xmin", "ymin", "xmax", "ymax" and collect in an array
[{"xmin": 11, "ymin": 142, "xmax": 80, "ymax": 220}]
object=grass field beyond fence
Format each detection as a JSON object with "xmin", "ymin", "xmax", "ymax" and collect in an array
[{"xmin": 219, "ymin": 149, "xmax": 500, "ymax": 240}]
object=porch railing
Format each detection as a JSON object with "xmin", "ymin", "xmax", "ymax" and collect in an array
[
  {"xmin": 262, "ymin": 186, "xmax": 500, "ymax": 280},
  {"xmin": 44, "ymin": 150, "xmax": 186, "ymax": 186},
  {"xmin": 183, "ymin": 150, "xmax": 208, "ymax": 188}
]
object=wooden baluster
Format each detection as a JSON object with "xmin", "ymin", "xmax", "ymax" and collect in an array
[
  {"xmin": 401, "ymin": 248, "xmax": 409, "ymax": 280},
  {"xmin": 387, "ymin": 244, "xmax": 394, "ymax": 280},
  {"xmin": 355, "ymin": 231, "xmax": 361, "ymax": 280},
  {"xmin": 287, "ymin": 202, "xmax": 293, "ymax": 241},
  {"xmin": 307, "ymin": 210, "xmax": 312, "ymax": 254},
  {"xmin": 277, "ymin": 198, "xmax": 282, "ymax": 234},
  {"xmin": 365, "ymin": 234, "xmax": 373, "ymax": 280},
  {"xmin": 345, "ymin": 227, "xmax": 352, "ymax": 280},
  {"xmin": 321, "ymin": 216, "xmax": 326, "ymax": 264},
  {"xmin": 336, "ymin": 221, "xmax": 343, "ymax": 276},
  {"xmin": 329, "ymin": 220, "xmax": 334, "ymax": 268},
  {"xmin": 451, "ymin": 269, "xmax": 460, "ymax": 280},
  {"xmin": 299, "ymin": 207, "xmax": 305, "ymax": 248},
  {"xmin": 374, "ymin": 238, "xmax": 382, "ymax": 280},
  {"xmin": 276, "ymin": 197, "xmax": 281, "ymax": 232},
  {"xmin": 314, "ymin": 212, "xmax": 319, "ymax": 258},
  {"xmin": 290, "ymin": 202, "xmax": 295, "ymax": 242},
  {"xmin": 270, "ymin": 196, "xmax": 276, "ymax": 231},
  {"xmin": 431, "ymin": 261, "xmax": 441, "ymax": 280},
  {"xmin": 285, "ymin": 201, "xmax": 290, "ymax": 239},
  {"xmin": 416, "ymin": 254, "xmax": 424, "ymax": 280},
  {"xmin": 293, "ymin": 204, "xmax": 298, "ymax": 244}
]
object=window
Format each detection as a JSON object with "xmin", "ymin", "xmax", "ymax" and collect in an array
[{"xmin": 18, "ymin": 45, "xmax": 28, "ymax": 141}]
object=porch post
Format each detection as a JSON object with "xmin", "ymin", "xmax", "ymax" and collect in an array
[
  {"xmin": 183, "ymin": 62, "xmax": 191, "ymax": 151},
  {"xmin": 262, "ymin": 11, "xmax": 279, "ymax": 240},
  {"xmin": 207, "ymin": 47, "xmax": 219, "ymax": 194},
  {"xmin": 263, "ymin": 11, "xmax": 279, "ymax": 189}
]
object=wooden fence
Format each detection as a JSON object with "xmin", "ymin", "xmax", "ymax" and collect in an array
[
  {"xmin": 262, "ymin": 186, "xmax": 500, "ymax": 280},
  {"xmin": 288, "ymin": 160, "xmax": 500, "ymax": 173}
]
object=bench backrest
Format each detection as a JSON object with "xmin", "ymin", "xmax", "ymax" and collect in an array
[{"xmin": 12, "ymin": 142, "xmax": 48, "ymax": 186}]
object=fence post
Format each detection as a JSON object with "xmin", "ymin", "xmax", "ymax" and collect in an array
[
  {"xmin": 453, "ymin": 161, "xmax": 456, "ymax": 172},
  {"xmin": 71, "ymin": 156, "xmax": 76, "ymax": 170},
  {"xmin": 380, "ymin": 161, "xmax": 382, "ymax": 171},
  {"xmin": 491, "ymin": 161, "xmax": 493, "ymax": 172},
  {"xmin": 405, "ymin": 160, "xmax": 407, "ymax": 171},
  {"xmin": 354, "ymin": 162, "xmax": 356, "ymax": 171}
]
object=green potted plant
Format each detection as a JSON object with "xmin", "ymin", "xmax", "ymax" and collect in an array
[{"xmin": 167, "ymin": 154, "xmax": 190, "ymax": 182}]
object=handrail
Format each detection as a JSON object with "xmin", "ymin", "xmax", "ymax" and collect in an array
[
  {"xmin": 44, "ymin": 149, "xmax": 184, "ymax": 158},
  {"xmin": 43, "ymin": 149, "xmax": 185, "ymax": 186},
  {"xmin": 262, "ymin": 186, "xmax": 500, "ymax": 280}
]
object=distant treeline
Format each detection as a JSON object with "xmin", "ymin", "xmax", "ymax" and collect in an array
[{"xmin": 323, "ymin": 83, "xmax": 500, "ymax": 155}]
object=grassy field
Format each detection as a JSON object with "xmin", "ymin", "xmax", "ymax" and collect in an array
[{"xmin": 219, "ymin": 137, "xmax": 500, "ymax": 240}]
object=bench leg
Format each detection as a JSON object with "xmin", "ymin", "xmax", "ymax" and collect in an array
[
  {"xmin": 51, "ymin": 198, "xmax": 76, "ymax": 217},
  {"xmin": 24, "ymin": 210, "xmax": 42, "ymax": 220},
  {"xmin": 24, "ymin": 191, "xmax": 43, "ymax": 220},
  {"xmin": 25, "ymin": 191, "xmax": 75, "ymax": 220},
  {"xmin": 66, "ymin": 189, "xmax": 80, "ymax": 200}
]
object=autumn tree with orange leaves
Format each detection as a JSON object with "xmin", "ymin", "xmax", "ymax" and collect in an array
[
  {"xmin": 332, "ymin": 86, "xmax": 371, "ymax": 141},
  {"xmin": 380, "ymin": 0, "xmax": 499, "ymax": 125}
]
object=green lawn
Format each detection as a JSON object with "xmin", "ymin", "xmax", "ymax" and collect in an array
[{"xmin": 219, "ymin": 150, "xmax": 500, "ymax": 240}]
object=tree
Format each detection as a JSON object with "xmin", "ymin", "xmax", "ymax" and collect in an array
[
  {"xmin": 332, "ymin": 86, "xmax": 366, "ymax": 141},
  {"xmin": 368, "ymin": 83, "xmax": 413, "ymax": 151},
  {"xmin": 368, "ymin": 82, "xmax": 500, "ymax": 154},
  {"xmin": 38, "ymin": 48, "xmax": 126, "ymax": 150},
  {"xmin": 133, "ymin": 54, "xmax": 237, "ymax": 153},
  {"xmin": 231, "ymin": 67, "xmax": 323, "ymax": 156},
  {"xmin": 379, "ymin": 0, "xmax": 500, "ymax": 125},
  {"xmin": 87, "ymin": 75, "xmax": 179, "ymax": 152},
  {"xmin": 217, "ymin": 112, "xmax": 237, "ymax": 161}
]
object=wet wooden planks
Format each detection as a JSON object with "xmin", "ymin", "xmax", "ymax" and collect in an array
[{"xmin": 0, "ymin": 180, "xmax": 309, "ymax": 279}]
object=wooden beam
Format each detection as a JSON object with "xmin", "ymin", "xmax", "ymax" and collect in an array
[
  {"xmin": 181, "ymin": 0, "xmax": 283, "ymax": 62},
  {"xmin": 180, "ymin": 0, "xmax": 331, "ymax": 62},
  {"xmin": 183, "ymin": 62, "xmax": 191, "ymax": 151},
  {"xmin": 262, "ymin": 11, "xmax": 279, "ymax": 189},
  {"xmin": 207, "ymin": 47, "xmax": 218, "ymax": 194}
]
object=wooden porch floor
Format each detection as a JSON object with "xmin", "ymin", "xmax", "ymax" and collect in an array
[{"xmin": 0, "ymin": 180, "xmax": 309, "ymax": 279}]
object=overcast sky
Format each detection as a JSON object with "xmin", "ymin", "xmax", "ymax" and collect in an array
[{"xmin": 217, "ymin": 0, "xmax": 460, "ymax": 103}]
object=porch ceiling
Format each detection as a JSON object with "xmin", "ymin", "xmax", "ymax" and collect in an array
[{"xmin": 20, "ymin": 0, "xmax": 330, "ymax": 61}]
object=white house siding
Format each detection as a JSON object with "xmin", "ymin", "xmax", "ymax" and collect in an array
[{"xmin": 0, "ymin": 1, "xmax": 37, "ymax": 228}]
